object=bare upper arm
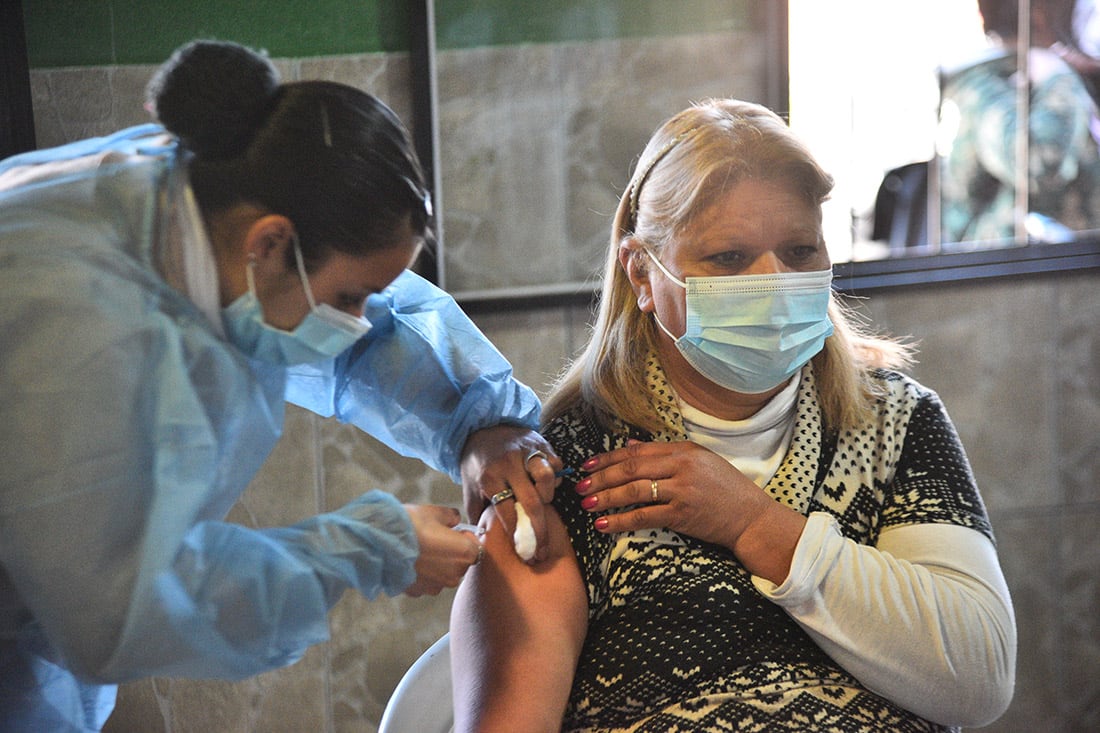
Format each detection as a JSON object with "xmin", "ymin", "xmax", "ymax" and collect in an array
[{"xmin": 450, "ymin": 501, "xmax": 587, "ymax": 733}]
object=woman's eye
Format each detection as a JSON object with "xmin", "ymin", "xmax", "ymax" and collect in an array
[
  {"xmin": 710, "ymin": 251, "xmax": 745, "ymax": 268},
  {"xmin": 787, "ymin": 245, "xmax": 820, "ymax": 262}
]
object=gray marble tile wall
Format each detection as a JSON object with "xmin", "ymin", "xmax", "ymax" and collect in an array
[
  {"xmin": 26, "ymin": 36, "xmax": 1095, "ymax": 733},
  {"xmin": 435, "ymin": 32, "xmax": 766, "ymax": 297},
  {"xmin": 28, "ymin": 54, "xmax": 413, "ymax": 150}
]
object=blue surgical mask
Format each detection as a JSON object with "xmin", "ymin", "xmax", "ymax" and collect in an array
[
  {"xmin": 644, "ymin": 247, "xmax": 834, "ymax": 394},
  {"xmin": 223, "ymin": 238, "xmax": 372, "ymax": 365}
]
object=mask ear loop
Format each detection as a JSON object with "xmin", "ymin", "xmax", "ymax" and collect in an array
[
  {"xmin": 641, "ymin": 244, "xmax": 687, "ymax": 289},
  {"xmin": 290, "ymin": 234, "xmax": 320, "ymax": 311},
  {"xmin": 636, "ymin": 245, "xmax": 687, "ymax": 341},
  {"xmin": 288, "ymin": 233, "xmax": 374, "ymax": 335},
  {"xmin": 245, "ymin": 253, "xmax": 260, "ymax": 297}
]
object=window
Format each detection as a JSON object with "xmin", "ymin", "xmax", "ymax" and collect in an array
[
  {"xmin": 787, "ymin": 0, "xmax": 1100, "ymax": 289},
  {"xmin": 789, "ymin": 0, "xmax": 986, "ymax": 263}
]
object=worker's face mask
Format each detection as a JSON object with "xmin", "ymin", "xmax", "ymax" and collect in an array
[
  {"xmin": 223, "ymin": 237, "xmax": 372, "ymax": 365},
  {"xmin": 644, "ymin": 247, "xmax": 834, "ymax": 394}
]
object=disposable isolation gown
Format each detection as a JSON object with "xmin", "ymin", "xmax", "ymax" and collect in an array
[{"xmin": 0, "ymin": 126, "xmax": 540, "ymax": 731}]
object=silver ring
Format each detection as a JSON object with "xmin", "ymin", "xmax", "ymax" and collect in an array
[
  {"xmin": 490, "ymin": 487, "xmax": 515, "ymax": 505},
  {"xmin": 524, "ymin": 449, "xmax": 548, "ymax": 468},
  {"xmin": 651, "ymin": 479, "xmax": 659, "ymax": 502}
]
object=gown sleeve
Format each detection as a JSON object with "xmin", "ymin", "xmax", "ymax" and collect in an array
[
  {"xmin": 96, "ymin": 490, "xmax": 418, "ymax": 681},
  {"xmin": 286, "ymin": 269, "xmax": 542, "ymax": 482}
]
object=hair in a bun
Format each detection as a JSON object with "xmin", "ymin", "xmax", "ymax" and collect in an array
[
  {"xmin": 154, "ymin": 39, "xmax": 433, "ymax": 263},
  {"xmin": 145, "ymin": 40, "xmax": 279, "ymax": 159}
]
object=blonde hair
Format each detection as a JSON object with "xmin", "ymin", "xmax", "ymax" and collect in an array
[{"xmin": 542, "ymin": 99, "xmax": 913, "ymax": 434}]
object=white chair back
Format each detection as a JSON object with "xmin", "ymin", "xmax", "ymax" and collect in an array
[{"xmin": 378, "ymin": 633, "xmax": 453, "ymax": 733}]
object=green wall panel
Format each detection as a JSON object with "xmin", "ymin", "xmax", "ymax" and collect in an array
[
  {"xmin": 435, "ymin": 0, "xmax": 751, "ymax": 49},
  {"xmin": 25, "ymin": 0, "xmax": 753, "ymax": 68},
  {"xmin": 25, "ymin": 0, "xmax": 410, "ymax": 67}
]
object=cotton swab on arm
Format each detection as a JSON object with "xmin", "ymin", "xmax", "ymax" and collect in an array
[{"xmin": 513, "ymin": 503, "xmax": 536, "ymax": 561}]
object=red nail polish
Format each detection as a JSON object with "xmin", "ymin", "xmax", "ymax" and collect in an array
[
  {"xmin": 581, "ymin": 495, "xmax": 598, "ymax": 510},
  {"xmin": 575, "ymin": 477, "xmax": 591, "ymax": 493},
  {"xmin": 594, "ymin": 517, "xmax": 609, "ymax": 531},
  {"xmin": 582, "ymin": 457, "xmax": 598, "ymax": 470}
]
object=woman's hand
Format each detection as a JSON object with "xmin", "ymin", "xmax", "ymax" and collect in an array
[
  {"xmin": 573, "ymin": 439, "xmax": 806, "ymax": 583},
  {"xmin": 402, "ymin": 504, "xmax": 484, "ymax": 597},
  {"xmin": 459, "ymin": 426, "xmax": 562, "ymax": 563}
]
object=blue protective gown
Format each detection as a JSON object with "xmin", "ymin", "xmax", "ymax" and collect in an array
[{"xmin": 0, "ymin": 126, "xmax": 540, "ymax": 731}]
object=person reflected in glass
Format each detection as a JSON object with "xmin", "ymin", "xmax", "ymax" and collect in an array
[
  {"xmin": 451, "ymin": 98, "xmax": 1017, "ymax": 732},
  {"xmin": 939, "ymin": 0, "xmax": 1100, "ymax": 244}
]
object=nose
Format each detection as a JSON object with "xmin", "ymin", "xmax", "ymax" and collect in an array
[{"xmin": 743, "ymin": 251, "xmax": 787, "ymax": 275}]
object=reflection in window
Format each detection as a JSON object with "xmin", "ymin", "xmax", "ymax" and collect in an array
[
  {"xmin": 939, "ymin": 0, "xmax": 1100, "ymax": 248},
  {"xmin": 790, "ymin": 0, "xmax": 1100, "ymax": 264}
]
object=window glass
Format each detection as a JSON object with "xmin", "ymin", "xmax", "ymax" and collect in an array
[{"xmin": 790, "ymin": 0, "xmax": 1100, "ymax": 264}]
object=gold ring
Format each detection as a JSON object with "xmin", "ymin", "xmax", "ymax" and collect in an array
[
  {"xmin": 524, "ymin": 449, "xmax": 548, "ymax": 468},
  {"xmin": 490, "ymin": 487, "xmax": 515, "ymax": 505},
  {"xmin": 651, "ymin": 479, "xmax": 659, "ymax": 502}
]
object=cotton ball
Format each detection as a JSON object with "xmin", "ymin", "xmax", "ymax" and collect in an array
[{"xmin": 513, "ymin": 503, "xmax": 537, "ymax": 561}]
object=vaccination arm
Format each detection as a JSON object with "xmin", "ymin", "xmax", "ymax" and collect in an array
[
  {"xmin": 286, "ymin": 269, "xmax": 560, "ymax": 554},
  {"xmin": 450, "ymin": 503, "xmax": 587, "ymax": 733}
]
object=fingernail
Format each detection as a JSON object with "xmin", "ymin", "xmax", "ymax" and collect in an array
[
  {"xmin": 581, "ymin": 495, "xmax": 598, "ymax": 510},
  {"xmin": 575, "ymin": 477, "xmax": 592, "ymax": 493},
  {"xmin": 594, "ymin": 517, "xmax": 609, "ymax": 531},
  {"xmin": 582, "ymin": 457, "xmax": 598, "ymax": 470}
]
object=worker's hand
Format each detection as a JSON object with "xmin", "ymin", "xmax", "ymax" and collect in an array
[
  {"xmin": 459, "ymin": 426, "xmax": 561, "ymax": 564},
  {"xmin": 402, "ymin": 504, "xmax": 484, "ymax": 597}
]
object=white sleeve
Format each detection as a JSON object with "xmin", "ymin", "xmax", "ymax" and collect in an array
[{"xmin": 751, "ymin": 512, "xmax": 1016, "ymax": 727}]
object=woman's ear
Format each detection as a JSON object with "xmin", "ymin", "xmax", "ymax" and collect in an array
[
  {"xmin": 618, "ymin": 237, "xmax": 655, "ymax": 313},
  {"xmin": 243, "ymin": 214, "xmax": 296, "ymax": 266}
]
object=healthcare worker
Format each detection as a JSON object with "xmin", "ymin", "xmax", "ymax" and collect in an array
[{"xmin": 0, "ymin": 40, "xmax": 560, "ymax": 732}]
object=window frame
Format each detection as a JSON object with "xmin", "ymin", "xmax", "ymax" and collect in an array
[{"xmin": 833, "ymin": 235, "xmax": 1100, "ymax": 293}]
